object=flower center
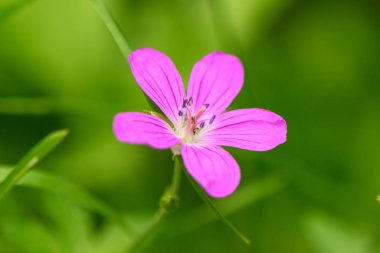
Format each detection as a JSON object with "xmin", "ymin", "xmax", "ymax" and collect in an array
[{"xmin": 175, "ymin": 97, "xmax": 216, "ymax": 143}]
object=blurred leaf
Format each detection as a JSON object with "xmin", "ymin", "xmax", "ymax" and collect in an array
[
  {"xmin": 0, "ymin": 97, "xmax": 102, "ymax": 115},
  {"xmin": 224, "ymin": 0, "xmax": 294, "ymax": 47},
  {"xmin": 41, "ymin": 196, "xmax": 93, "ymax": 253},
  {"xmin": 183, "ymin": 169, "xmax": 251, "ymax": 245},
  {"xmin": 91, "ymin": 223, "xmax": 131, "ymax": 253},
  {"xmin": 303, "ymin": 212, "xmax": 374, "ymax": 253},
  {"xmin": 0, "ymin": 0, "xmax": 36, "ymax": 22},
  {"xmin": 207, "ymin": 0, "xmax": 293, "ymax": 51},
  {"xmin": 0, "ymin": 166, "xmax": 135, "ymax": 237},
  {"xmin": 0, "ymin": 211, "xmax": 64, "ymax": 253},
  {"xmin": 166, "ymin": 176, "xmax": 284, "ymax": 237},
  {"xmin": 0, "ymin": 129, "xmax": 68, "ymax": 200}
]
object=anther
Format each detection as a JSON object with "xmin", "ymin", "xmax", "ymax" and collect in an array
[
  {"xmin": 191, "ymin": 116, "xmax": 196, "ymax": 124},
  {"xmin": 196, "ymin": 104, "xmax": 209, "ymax": 119},
  {"xmin": 187, "ymin": 97, "xmax": 193, "ymax": 106},
  {"xmin": 199, "ymin": 122, "xmax": 205, "ymax": 128},
  {"xmin": 182, "ymin": 98, "xmax": 188, "ymax": 108},
  {"xmin": 209, "ymin": 115, "xmax": 216, "ymax": 124},
  {"xmin": 178, "ymin": 110, "xmax": 183, "ymax": 116}
]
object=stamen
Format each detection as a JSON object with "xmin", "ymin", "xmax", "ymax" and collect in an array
[
  {"xmin": 199, "ymin": 104, "xmax": 208, "ymax": 113},
  {"xmin": 191, "ymin": 116, "xmax": 196, "ymax": 124},
  {"xmin": 195, "ymin": 103, "xmax": 209, "ymax": 119},
  {"xmin": 193, "ymin": 127, "xmax": 199, "ymax": 134},
  {"xmin": 182, "ymin": 98, "xmax": 188, "ymax": 108},
  {"xmin": 176, "ymin": 98, "xmax": 213, "ymax": 140},
  {"xmin": 187, "ymin": 97, "xmax": 193, "ymax": 106},
  {"xmin": 209, "ymin": 115, "xmax": 216, "ymax": 124},
  {"xmin": 185, "ymin": 107, "xmax": 192, "ymax": 119}
]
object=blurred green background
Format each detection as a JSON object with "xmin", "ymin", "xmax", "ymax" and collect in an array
[{"xmin": 1, "ymin": 0, "xmax": 379, "ymax": 252}]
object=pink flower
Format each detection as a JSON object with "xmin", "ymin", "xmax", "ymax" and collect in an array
[{"xmin": 113, "ymin": 48, "xmax": 287, "ymax": 198}]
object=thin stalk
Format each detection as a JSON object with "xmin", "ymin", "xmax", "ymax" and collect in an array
[
  {"xmin": 126, "ymin": 156, "xmax": 182, "ymax": 253},
  {"xmin": 170, "ymin": 156, "xmax": 182, "ymax": 196},
  {"xmin": 183, "ymin": 168, "xmax": 251, "ymax": 245},
  {"xmin": 91, "ymin": 0, "xmax": 132, "ymax": 60},
  {"xmin": 90, "ymin": 0, "xmax": 164, "ymax": 113}
]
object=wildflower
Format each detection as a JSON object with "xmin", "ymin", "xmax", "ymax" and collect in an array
[{"xmin": 113, "ymin": 48, "xmax": 287, "ymax": 198}]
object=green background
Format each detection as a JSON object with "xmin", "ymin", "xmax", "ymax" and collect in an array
[{"xmin": 0, "ymin": 0, "xmax": 379, "ymax": 252}]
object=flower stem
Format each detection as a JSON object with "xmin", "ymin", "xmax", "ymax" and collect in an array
[
  {"xmin": 126, "ymin": 156, "xmax": 182, "ymax": 252},
  {"xmin": 169, "ymin": 156, "xmax": 182, "ymax": 196},
  {"xmin": 90, "ymin": 0, "xmax": 132, "ymax": 60}
]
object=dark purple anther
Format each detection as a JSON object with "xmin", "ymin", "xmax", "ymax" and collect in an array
[
  {"xmin": 209, "ymin": 115, "xmax": 216, "ymax": 124},
  {"xmin": 178, "ymin": 110, "xmax": 183, "ymax": 116},
  {"xmin": 200, "ymin": 122, "xmax": 205, "ymax": 128},
  {"xmin": 187, "ymin": 97, "xmax": 193, "ymax": 106},
  {"xmin": 204, "ymin": 104, "xmax": 209, "ymax": 109},
  {"xmin": 182, "ymin": 98, "xmax": 188, "ymax": 108}
]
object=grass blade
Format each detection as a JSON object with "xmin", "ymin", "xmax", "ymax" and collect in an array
[
  {"xmin": 90, "ymin": 0, "xmax": 132, "ymax": 60},
  {"xmin": 0, "ymin": 129, "xmax": 68, "ymax": 200},
  {"xmin": 183, "ymin": 167, "xmax": 251, "ymax": 245},
  {"xmin": 90, "ymin": 0, "xmax": 166, "ymax": 116},
  {"xmin": 0, "ymin": 166, "xmax": 135, "ymax": 236}
]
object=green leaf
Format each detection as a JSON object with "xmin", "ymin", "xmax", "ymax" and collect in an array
[
  {"xmin": 303, "ymin": 212, "xmax": 373, "ymax": 253},
  {"xmin": 0, "ymin": 166, "xmax": 135, "ymax": 236},
  {"xmin": 0, "ymin": 129, "xmax": 69, "ymax": 200},
  {"xmin": 183, "ymin": 167, "xmax": 251, "ymax": 245},
  {"xmin": 0, "ymin": 0, "xmax": 36, "ymax": 22}
]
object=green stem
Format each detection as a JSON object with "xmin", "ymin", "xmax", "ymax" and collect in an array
[
  {"xmin": 91, "ymin": 0, "xmax": 132, "ymax": 60},
  {"xmin": 170, "ymin": 156, "xmax": 182, "ymax": 196},
  {"xmin": 90, "ymin": 0, "xmax": 165, "ymax": 114},
  {"xmin": 126, "ymin": 156, "xmax": 182, "ymax": 252}
]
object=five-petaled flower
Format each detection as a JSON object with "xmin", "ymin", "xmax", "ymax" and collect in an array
[{"xmin": 113, "ymin": 48, "xmax": 287, "ymax": 198}]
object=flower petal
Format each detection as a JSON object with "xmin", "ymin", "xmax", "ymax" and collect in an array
[
  {"xmin": 187, "ymin": 52, "xmax": 244, "ymax": 117},
  {"xmin": 181, "ymin": 144, "xmax": 241, "ymax": 198},
  {"xmin": 129, "ymin": 48, "xmax": 185, "ymax": 124},
  {"xmin": 202, "ymin": 108, "xmax": 287, "ymax": 151},
  {"xmin": 113, "ymin": 112, "xmax": 180, "ymax": 149}
]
